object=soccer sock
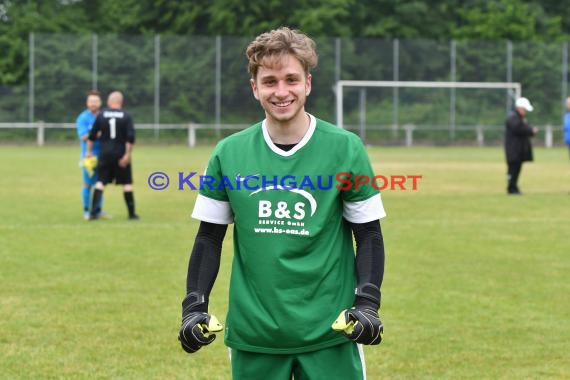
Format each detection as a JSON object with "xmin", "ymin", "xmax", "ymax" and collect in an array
[
  {"xmin": 82, "ymin": 186, "xmax": 91, "ymax": 211},
  {"xmin": 97, "ymin": 192, "xmax": 104, "ymax": 211},
  {"xmin": 91, "ymin": 189, "xmax": 103, "ymax": 215},
  {"xmin": 124, "ymin": 191, "xmax": 135, "ymax": 216}
]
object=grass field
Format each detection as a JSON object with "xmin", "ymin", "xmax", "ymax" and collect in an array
[{"xmin": 1, "ymin": 144, "xmax": 569, "ymax": 379}]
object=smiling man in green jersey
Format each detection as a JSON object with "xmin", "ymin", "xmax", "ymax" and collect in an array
[{"xmin": 179, "ymin": 27, "xmax": 387, "ymax": 380}]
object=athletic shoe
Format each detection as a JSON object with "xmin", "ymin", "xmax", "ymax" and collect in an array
[
  {"xmin": 96, "ymin": 211, "xmax": 112, "ymax": 219},
  {"xmin": 128, "ymin": 214, "xmax": 140, "ymax": 221},
  {"xmin": 84, "ymin": 211, "xmax": 90, "ymax": 220},
  {"xmin": 88, "ymin": 213, "xmax": 100, "ymax": 221}
]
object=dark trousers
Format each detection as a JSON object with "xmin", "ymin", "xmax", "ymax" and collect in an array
[{"xmin": 507, "ymin": 161, "xmax": 522, "ymax": 193}]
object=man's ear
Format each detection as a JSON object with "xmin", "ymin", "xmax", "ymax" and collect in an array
[
  {"xmin": 251, "ymin": 78, "xmax": 259, "ymax": 100},
  {"xmin": 305, "ymin": 74, "xmax": 312, "ymax": 96}
]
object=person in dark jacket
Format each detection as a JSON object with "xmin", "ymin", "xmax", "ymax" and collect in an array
[{"xmin": 504, "ymin": 97, "xmax": 538, "ymax": 195}]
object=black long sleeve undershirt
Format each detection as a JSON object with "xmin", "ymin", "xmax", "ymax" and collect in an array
[
  {"xmin": 350, "ymin": 219, "xmax": 385, "ymax": 309},
  {"xmin": 185, "ymin": 221, "xmax": 228, "ymax": 311}
]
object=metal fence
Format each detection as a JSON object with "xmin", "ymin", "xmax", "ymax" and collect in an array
[
  {"xmin": 0, "ymin": 33, "xmax": 568, "ymax": 146},
  {"xmin": 0, "ymin": 122, "xmax": 558, "ymax": 148}
]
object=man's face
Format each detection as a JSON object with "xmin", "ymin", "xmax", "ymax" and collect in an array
[
  {"xmin": 250, "ymin": 54, "xmax": 311, "ymax": 125},
  {"xmin": 86, "ymin": 95, "xmax": 101, "ymax": 114}
]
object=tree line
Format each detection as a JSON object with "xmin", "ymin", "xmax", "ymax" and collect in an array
[{"xmin": 2, "ymin": 0, "xmax": 570, "ymax": 86}]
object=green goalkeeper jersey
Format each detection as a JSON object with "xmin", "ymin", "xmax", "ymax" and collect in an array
[{"xmin": 192, "ymin": 114, "xmax": 386, "ymax": 354}]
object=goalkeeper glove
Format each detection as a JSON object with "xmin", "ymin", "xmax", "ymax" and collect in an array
[
  {"xmin": 83, "ymin": 156, "xmax": 98, "ymax": 177},
  {"xmin": 178, "ymin": 292, "xmax": 223, "ymax": 354},
  {"xmin": 332, "ymin": 283, "xmax": 383, "ymax": 345}
]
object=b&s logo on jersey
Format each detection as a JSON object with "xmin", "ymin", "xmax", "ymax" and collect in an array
[{"xmin": 249, "ymin": 184, "xmax": 317, "ymax": 237}]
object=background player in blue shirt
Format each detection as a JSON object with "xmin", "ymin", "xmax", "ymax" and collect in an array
[
  {"xmin": 76, "ymin": 90, "xmax": 104, "ymax": 219},
  {"xmin": 564, "ymin": 97, "xmax": 570, "ymax": 161}
]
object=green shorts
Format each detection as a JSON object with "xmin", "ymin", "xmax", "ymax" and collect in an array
[{"xmin": 230, "ymin": 342, "xmax": 366, "ymax": 380}]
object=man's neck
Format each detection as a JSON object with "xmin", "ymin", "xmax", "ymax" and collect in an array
[{"xmin": 266, "ymin": 112, "xmax": 310, "ymax": 144}]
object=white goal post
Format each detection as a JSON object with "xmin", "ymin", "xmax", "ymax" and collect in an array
[{"xmin": 334, "ymin": 80, "xmax": 522, "ymax": 129}]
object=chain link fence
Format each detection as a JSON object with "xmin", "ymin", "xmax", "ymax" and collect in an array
[{"xmin": 0, "ymin": 33, "xmax": 567, "ymax": 146}]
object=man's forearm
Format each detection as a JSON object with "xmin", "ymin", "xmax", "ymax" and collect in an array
[
  {"xmin": 124, "ymin": 142, "xmax": 133, "ymax": 157},
  {"xmin": 185, "ymin": 222, "xmax": 228, "ymax": 310},
  {"xmin": 350, "ymin": 220, "xmax": 385, "ymax": 307}
]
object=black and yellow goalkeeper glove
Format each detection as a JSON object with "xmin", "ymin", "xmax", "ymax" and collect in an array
[
  {"xmin": 179, "ymin": 312, "xmax": 223, "ymax": 353},
  {"xmin": 178, "ymin": 292, "xmax": 223, "ymax": 354},
  {"xmin": 332, "ymin": 283, "xmax": 383, "ymax": 345},
  {"xmin": 83, "ymin": 156, "xmax": 98, "ymax": 177},
  {"xmin": 332, "ymin": 306, "xmax": 383, "ymax": 345}
]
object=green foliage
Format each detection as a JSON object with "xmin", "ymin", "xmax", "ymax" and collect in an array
[
  {"xmin": 33, "ymin": 34, "xmax": 93, "ymax": 122},
  {"xmin": 452, "ymin": 0, "xmax": 562, "ymax": 41},
  {"xmin": 159, "ymin": 36, "xmax": 218, "ymax": 123},
  {"xmin": 1, "ymin": 0, "xmax": 569, "ymax": 87},
  {"xmin": 353, "ymin": 1, "xmax": 458, "ymax": 38},
  {"xmin": 0, "ymin": 0, "xmax": 91, "ymax": 84}
]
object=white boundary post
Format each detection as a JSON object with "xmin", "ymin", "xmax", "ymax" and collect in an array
[
  {"xmin": 404, "ymin": 124, "xmax": 415, "ymax": 147},
  {"xmin": 37, "ymin": 121, "xmax": 44, "ymax": 146},
  {"xmin": 188, "ymin": 123, "xmax": 196, "ymax": 147},
  {"xmin": 544, "ymin": 125, "xmax": 553, "ymax": 148},
  {"xmin": 476, "ymin": 125, "xmax": 485, "ymax": 146}
]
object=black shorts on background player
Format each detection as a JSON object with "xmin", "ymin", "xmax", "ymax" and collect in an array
[{"xmin": 98, "ymin": 160, "xmax": 132, "ymax": 185}]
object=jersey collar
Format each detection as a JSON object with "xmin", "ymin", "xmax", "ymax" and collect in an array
[{"xmin": 261, "ymin": 114, "xmax": 316, "ymax": 157}]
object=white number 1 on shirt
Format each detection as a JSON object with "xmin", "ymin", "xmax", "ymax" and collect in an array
[{"xmin": 110, "ymin": 118, "xmax": 116, "ymax": 139}]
